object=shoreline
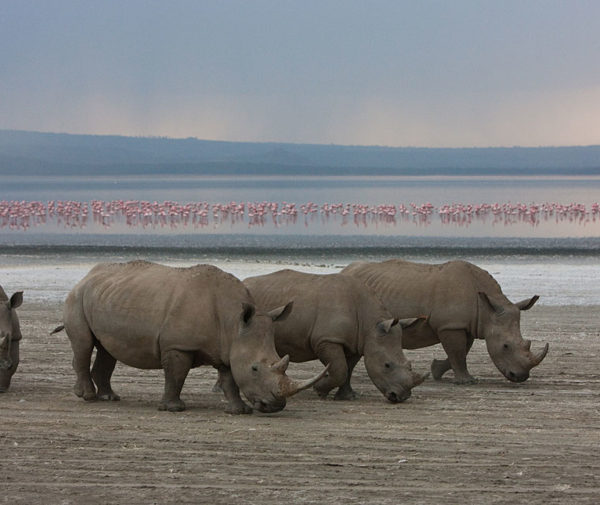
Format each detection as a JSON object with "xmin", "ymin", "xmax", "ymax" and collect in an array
[{"xmin": 2, "ymin": 253, "xmax": 600, "ymax": 307}]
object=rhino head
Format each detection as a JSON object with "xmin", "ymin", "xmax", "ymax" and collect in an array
[
  {"xmin": 229, "ymin": 302, "xmax": 328, "ymax": 413},
  {"xmin": 363, "ymin": 318, "xmax": 429, "ymax": 403},
  {"xmin": 0, "ymin": 291, "xmax": 23, "ymax": 392},
  {"xmin": 478, "ymin": 292, "xmax": 549, "ymax": 382}
]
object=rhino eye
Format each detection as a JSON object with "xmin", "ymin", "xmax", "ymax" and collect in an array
[
  {"xmin": 503, "ymin": 344, "xmax": 509, "ymax": 350},
  {"xmin": 384, "ymin": 362, "xmax": 392, "ymax": 369},
  {"xmin": 251, "ymin": 364, "xmax": 259, "ymax": 372}
]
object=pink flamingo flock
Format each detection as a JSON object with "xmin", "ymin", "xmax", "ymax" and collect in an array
[{"xmin": 0, "ymin": 199, "xmax": 599, "ymax": 231}]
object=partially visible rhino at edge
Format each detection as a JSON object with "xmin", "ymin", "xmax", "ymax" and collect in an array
[
  {"xmin": 342, "ymin": 259, "xmax": 549, "ymax": 384},
  {"xmin": 244, "ymin": 269, "xmax": 429, "ymax": 403},
  {"xmin": 53, "ymin": 261, "xmax": 327, "ymax": 414},
  {"xmin": 0, "ymin": 285, "xmax": 23, "ymax": 392}
]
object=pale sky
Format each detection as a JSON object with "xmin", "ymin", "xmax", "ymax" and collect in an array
[{"xmin": 1, "ymin": 0, "xmax": 599, "ymax": 147}]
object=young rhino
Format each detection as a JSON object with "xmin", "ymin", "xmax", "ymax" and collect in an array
[
  {"xmin": 0, "ymin": 285, "xmax": 23, "ymax": 393},
  {"xmin": 244, "ymin": 270, "xmax": 429, "ymax": 403}
]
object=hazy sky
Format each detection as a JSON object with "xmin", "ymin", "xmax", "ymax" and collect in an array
[{"xmin": 1, "ymin": 1, "xmax": 599, "ymax": 147}]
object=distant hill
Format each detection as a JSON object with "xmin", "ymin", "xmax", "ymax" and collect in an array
[{"xmin": 0, "ymin": 129, "xmax": 599, "ymax": 176}]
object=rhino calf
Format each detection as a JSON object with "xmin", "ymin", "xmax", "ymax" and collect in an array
[
  {"xmin": 56, "ymin": 261, "xmax": 327, "ymax": 414},
  {"xmin": 343, "ymin": 259, "xmax": 549, "ymax": 384},
  {"xmin": 0, "ymin": 286, "xmax": 23, "ymax": 393},
  {"xmin": 244, "ymin": 270, "xmax": 428, "ymax": 403}
]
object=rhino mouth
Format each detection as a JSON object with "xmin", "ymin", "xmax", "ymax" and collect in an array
[
  {"xmin": 253, "ymin": 398, "xmax": 287, "ymax": 413},
  {"xmin": 387, "ymin": 390, "xmax": 411, "ymax": 403},
  {"xmin": 506, "ymin": 371, "xmax": 529, "ymax": 383}
]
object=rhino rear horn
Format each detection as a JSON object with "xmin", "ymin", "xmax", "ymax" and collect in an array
[
  {"xmin": 412, "ymin": 371, "xmax": 430, "ymax": 387},
  {"xmin": 271, "ymin": 354, "xmax": 290, "ymax": 374}
]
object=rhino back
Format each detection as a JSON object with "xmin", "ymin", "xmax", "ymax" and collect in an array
[
  {"xmin": 70, "ymin": 261, "xmax": 249, "ymax": 368},
  {"xmin": 245, "ymin": 270, "xmax": 370, "ymax": 360},
  {"xmin": 344, "ymin": 259, "xmax": 507, "ymax": 331}
]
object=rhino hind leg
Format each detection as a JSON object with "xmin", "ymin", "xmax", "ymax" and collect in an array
[
  {"xmin": 313, "ymin": 342, "xmax": 349, "ymax": 399},
  {"xmin": 211, "ymin": 375, "xmax": 223, "ymax": 393},
  {"xmin": 217, "ymin": 367, "xmax": 252, "ymax": 415},
  {"xmin": 334, "ymin": 354, "xmax": 361, "ymax": 401},
  {"xmin": 65, "ymin": 321, "xmax": 98, "ymax": 401},
  {"xmin": 159, "ymin": 349, "xmax": 193, "ymax": 412},
  {"xmin": 437, "ymin": 330, "xmax": 477, "ymax": 385},
  {"xmin": 91, "ymin": 342, "xmax": 120, "ymax": 401}
]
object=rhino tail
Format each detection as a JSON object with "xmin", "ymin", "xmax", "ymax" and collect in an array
[{"xmin": 50, "ymin": 324, "xmax": 65, "ymax": 335}]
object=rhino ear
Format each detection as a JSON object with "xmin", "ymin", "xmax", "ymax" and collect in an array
[
  {"xmin": 398, "ymin": 317, "xmax": 423, "ymax": 329},
  {"xmin": 478, "ymin": 292, "xmax": 505, "ymax": 315},
  {"xmin": 240, "ymin": 303, "xmax": 256, "ymax": 325},
  {"xmin": 268, "ymin": 301, "xmax": 293, "ymax": 322},
  {"xmin": 515, "ymin": 295, "xmax": 539, "ymax": 311},
  {"xmin": 9, "ymin": 291, "xmax": 23, "ymax": 309},
  {"xmin": 376, "ymin": 318, "xmax": 396, "ymax": 334}
]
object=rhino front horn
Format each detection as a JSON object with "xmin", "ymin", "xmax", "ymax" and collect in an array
[
  {"xmin": 280, "ymin": 364, "xmax": 330, "ymax": 398},
  {"xmin": 530, "ymin": 343, "xmax": 549, "ymax": 367}
]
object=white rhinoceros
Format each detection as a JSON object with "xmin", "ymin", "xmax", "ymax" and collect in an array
[
  {"xmin": 342, "ymin": 259, "xmax": 548, "ymax": 384},
  {"xmin": 244, "ymin": 269, "xmax": 429, "ymax": 402},
  {"xmin": 55, "ymin": 261, "xmax": 327, "ymax": 414},
  {"xmin": 0, "ymin": 285, "xmax": 23, "ymax": 392}
]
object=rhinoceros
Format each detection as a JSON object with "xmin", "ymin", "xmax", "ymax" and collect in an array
[
  {"xmin": 243, "ymin": 269, "xmax": 429, "ymax": 402},
  {"xmin": 342, "ymin": 259, "xmax": 549, "ymax": 384},
  {"xmin": 0, "ymin": 285, "xmax": 23, "ymax": 392},
  {"xmin": 54, "ymin": 261, "xmax": 327, "ymax": 414}
]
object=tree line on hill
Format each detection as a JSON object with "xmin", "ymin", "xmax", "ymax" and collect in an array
[{"xmin": 1, "ymin": 129, "xmax": 599, "ymax": 176}]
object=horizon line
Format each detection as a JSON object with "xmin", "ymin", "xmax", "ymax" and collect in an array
[{"xmin": 2, "ymin": 128, "xmax": 599, "ymax": 151}]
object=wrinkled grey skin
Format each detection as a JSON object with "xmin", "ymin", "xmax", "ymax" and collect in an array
[
  {"xmin": 56, "ymin": 261, "xmax": 327, "ymax": 414},
  {"xmin": 342, "ymin": 260, "xmax": 549, "ymax": 384},
  {"xmin": 0, "ymin": 286, "xmax": 23, "ymax": 393},
  {"xmin": 244, "ymin": 270, "xmax": 429, "ymax": 403}
]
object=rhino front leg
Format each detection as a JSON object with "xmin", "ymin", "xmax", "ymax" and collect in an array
[
  {"xmin": 91, "ymin": 341, "xmax": 120, "ymax": 400},
  {"xmin": 432, "ymin": 335, "xmax": 475, "ymax": 381},
  {"xmin": 217, "ymin": 367, "xmax": 252, "ymax": 415},
  {"xmin": 334, "ymin": 354, "xmax": 361, "ymax": 400},
  {"xmin": 314, "ymin": 342, "xmax": 349, "ymax": 399},
  {"xmin": 159, "ymin": 349, "xmax": 193, "ymax": 412},
  {"xmin": 437, "ymin": 330, "xmax": 477, "ymax": 384}
]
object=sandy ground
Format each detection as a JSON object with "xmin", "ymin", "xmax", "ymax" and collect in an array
[{"xmin": 1, "ymin": 302, "xmax": 599, "ymax": 505}]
